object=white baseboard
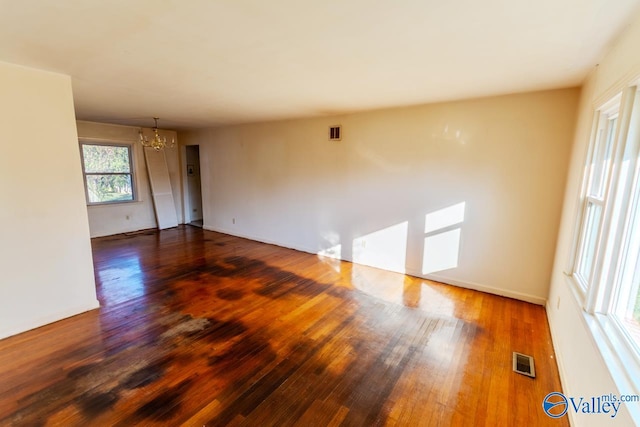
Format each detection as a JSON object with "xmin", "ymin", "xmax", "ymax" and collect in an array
[
  {"xmin": 203, "ymin": 225, "xmax": 547, "ymax": 306},
  {"xmin": 203, "ymin": 225, "xmax": 318, "ymax": 255},
  {"xmin": 0, "ymin": 299, "xmax": 100, "ymax": 340},
  {"xmin": 545, "ymin": 300, "xmax": 576, "ymax": 426},
  {"xmin": 421, "ymin": 273, "xmax": 547, "ymax": 305}
]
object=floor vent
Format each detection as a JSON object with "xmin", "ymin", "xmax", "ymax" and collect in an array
[
  {"xmin": 513, "ymin": 352, "xmax": 535, "ymax": 378},
  {"xmin": 329, "ymin": 126, "xmax": 341, "ymax": 141}
]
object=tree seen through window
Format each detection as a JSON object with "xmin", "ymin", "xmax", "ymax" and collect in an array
[{"xmin": 81, "ymin": 144, "xmax": 134, "ymax": 204}]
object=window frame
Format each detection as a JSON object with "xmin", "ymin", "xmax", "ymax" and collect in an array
[
  {"xmin": 79, "ymin": 141, "xmax": 137, "ymax": 206},
  {"xmin": 605, "ymin": 90, "xmax": 640, "ymax": 358},
  {"xmin": 571, "ymin": 96, "xmax": 621, "ymax": 295},
  {"xmin": 569, "ymin": 84, "xmax": 640, "ymax": 395}
]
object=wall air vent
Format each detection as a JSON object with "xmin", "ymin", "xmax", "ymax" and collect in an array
[
  {"xmin": 513, "ymin": 352, "xmax": 536, "ymax": 378},
  {"xmin": 329, "ymin": 126, "xmax": 341, "ymax": 141}
]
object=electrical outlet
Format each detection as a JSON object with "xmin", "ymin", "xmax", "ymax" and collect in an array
[
  {"xmin": 232, "ymin": 218, "xmax": 235, "ymax": 224},
  {"xmin": 126, "ymin": 215, "xmax": 130, "ymax": 220},
  {"xmin": 556, "ymin": 297, "xmax": 561, "ymax": 310}
]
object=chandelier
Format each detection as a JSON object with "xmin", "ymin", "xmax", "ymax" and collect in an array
[{"xmin": 139, "ymin": 117, "xmax": 175, "ymax": 151}]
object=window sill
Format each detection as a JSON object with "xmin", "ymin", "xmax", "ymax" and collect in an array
[
  {"xmin": 590, "ymin": 313, "xmax": 640, "ymax": 395},
  {"xmin": 565, "ymin": 274, "xmax": 640, "ymax": 421},
  {"xmin": 87, "ymin": 200, "xmax": 144, "ymax": 208}
]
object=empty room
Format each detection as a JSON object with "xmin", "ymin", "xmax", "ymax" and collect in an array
[{"xmin": 1, "ymin": 1, "xmax": 640, "ymax": 426}]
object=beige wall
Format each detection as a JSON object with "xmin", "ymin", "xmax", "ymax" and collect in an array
[
  {"xmin": 181, "ymin": 87, "xmax": 578, "ymax": 304},
  {"xmin": 0, "ymin": 61, "xmax": 98, "ymax": 339},
  {"xmin": 77, "ymin": 121, "xmax": 183, "ymax": 237},
  {"xmin": 547, "ymin": 8, "xmax": 640, "ymax": 427}
]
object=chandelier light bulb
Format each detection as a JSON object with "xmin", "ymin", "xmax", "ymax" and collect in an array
[{"xmin": 139, "ymin": 117, "xmax": 175, "ymax": 151}]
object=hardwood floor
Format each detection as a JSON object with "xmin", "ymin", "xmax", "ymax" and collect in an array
[{"xmin": 0, "ymin": 226, "xmax": 567, "ymax": 426}]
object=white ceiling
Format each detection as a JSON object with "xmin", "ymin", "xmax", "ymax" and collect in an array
[{"xmin": 0, "ymin": 0, "xmax": 639, "ymax": 129}]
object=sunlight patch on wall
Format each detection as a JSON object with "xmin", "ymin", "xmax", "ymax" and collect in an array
[
  {"xmin": 423, "ymin": 202, "xmax": 465, "ymax": 275},
  {"xmin": 425, "ymin": 202, "xmax": 465, "ymax": 233},
  {"xmin": 317, "ymin": 232, "xmax": 342, "ymax": 272},
  {"xmin": 318, "ymin": 244, "xmax": 342, "ymax": 259},
  {"xmin": 318, "ymin": 244, "xmax": 342, "ymax": 273},
  {"xmin": 423, "ymin": 229, "xmax": 462, "ymax": 274},
  {"xmin": 353, "ymin": 221, "xmax": 408, "ymax": 274}
]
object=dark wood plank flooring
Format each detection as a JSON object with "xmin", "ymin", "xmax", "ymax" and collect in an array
[{"xmin": 0, "ymin": 226, "xmax": 567, "ymax": 426}]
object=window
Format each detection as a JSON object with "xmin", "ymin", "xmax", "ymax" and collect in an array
[
  {"xmin": 574, "ymin": 100, "xmax": 619, "ymax": 291},
  {"xmin": 611, "ymin": 174, "xmax": 640, "ymax": 351},
  {"xmin": 571, "ymin": 85, "xmax": 640, "ymax": 382},
  {"xmin": 80, "ymin": 143, "xmax": 135, "ymax": 204}
]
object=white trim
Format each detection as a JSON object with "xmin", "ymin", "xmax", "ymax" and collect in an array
[
  {"xmin": 203, "ymin": 225, "xmax": 547, "ymax": 305},
  {"xmin": 562, "ymin": 80, "xmax": 640, "ymax": 421},
  {"xmin": 0, "ymin": 300, "xmax": 100, "ymax": 340},
  {"xmin": 78, "ymin": 135, "xmax": 138, "ymax": 143},
  {"xmin": 565, "ymin": 109, "xmax": 601, "ymax": 278},
  {"xmin": 594, "ymin": 68, "xmax": 640, "ymax": 110},
  {"xmin": 420, "ymin": 273, "xmax": 547, "ymax": 305},
  {"xmin": 587, "ymin": 88, "xmax": 636, "ymax": 313},
  {"xmin": 203, "ymin": 225, "xmax": 318, "ymax": 255},
  {"xmin": 546, "ymin": 297, "xmax": 578, "ymax": 427},
  {"xmin": 86, "ymin": 200, "xmax": 146, "ymax": 208},
  {"xmin": 181, "ymin": 144, "xmax": 191, "ymax": 223},
  {"xmin": 548, "ymin": 275, "xmax": 640, "ymax": 426},
  {"xmin": 79, "ymin": 140, "xmax": 137, "ymax": 205},
  {"xmin": 566, "ymin": 271, "xmax": 587, "ymax": 302},
  {"xmin": 595, "ymin": 314, "xmax": 640, "ymax": 397},
  {"xmin": 89, "ymin": 225, "xmax": 156, "ymax": 238}
]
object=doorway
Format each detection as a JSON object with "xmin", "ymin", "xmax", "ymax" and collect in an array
[{"xmin": 185, "ymin": 145, "xmax": 203, "ymax": 227}]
